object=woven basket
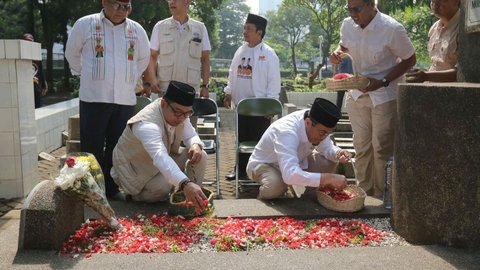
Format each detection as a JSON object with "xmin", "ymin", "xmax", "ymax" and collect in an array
[
  {"xmin": 325, "ymin": 54, "xmax": 370, "ymax": 92},
  {"xmin": 168, "ymin": 187, "xmax": 214, "ymax": 217},
  {"xmin": 316, "ymin": 185, "xmax": 366, "ymax": 212}
]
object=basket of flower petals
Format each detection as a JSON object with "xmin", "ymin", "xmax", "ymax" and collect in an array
[
  {"xmin": 316, "ymin": 185, "xmax": 366, "ymax": 212},
  {"xmin": 168, "ymin": 187, "xmax": 214, "ymax": 217},
  {"xmin": 325, "ymin": 54, "xmax": 370, "ymax": 91}
]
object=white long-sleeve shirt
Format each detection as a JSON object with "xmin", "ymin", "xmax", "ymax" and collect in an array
[
  {"xmin": 131, "ymin": 120, "xmax": 204, "ymax": 186},
  {"xmin": 340, "ymin": 11, "xmax": 415, "ymax": 106},
  {"xmin": 247, "ymin": 110, "xmax": 340, "ymax": 187},
  {"xmin": 224, "ymin": 42, "xmax": 281, "ymax": 106},
  {"xmin": 65, "ymin": 11, "xmax": 150, "ymax": 106}
]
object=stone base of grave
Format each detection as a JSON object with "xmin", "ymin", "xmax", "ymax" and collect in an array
[
  {"xmin": 393, "ymin": 83, "xmax": 480, "ymax": 249},
  {"xmin": 18, "ymin": 180, "xmax": 84, "ymax": 250}
]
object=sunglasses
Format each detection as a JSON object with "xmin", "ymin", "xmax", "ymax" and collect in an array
[
  {"xmin": 344, "ymin": 3, "xmax": 366, "ymax": 14},
  {"xmin": 109, "ymin": 1, "xmax": 132, "ymax": 11}
]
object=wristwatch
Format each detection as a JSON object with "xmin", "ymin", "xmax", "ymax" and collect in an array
[
  {"xmin": 200, "ymin": 83, "xmax": 209, "ymax": 88},
  {"xmin": 179, "ymin": 178, "xmax": 192, "ymax": 191},
  {"xmin": 381, "ymin": 78, "xmax": 390, "ymax": 87}
]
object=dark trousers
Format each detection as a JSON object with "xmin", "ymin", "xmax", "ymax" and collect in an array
[
  {"xmin": 34, "ymin": 88, "xmax": 42, "ymax": 108},
  {"xmin": 237, "ymin": 115, "xmax": 271, "ymax": 177},
  {"xmin": 336, "ymin": 91, "xmax": 345, "ymax": 110},
  {"xmin": 80, "ymin": 101, "xmax": 134, "ymax": 197}
]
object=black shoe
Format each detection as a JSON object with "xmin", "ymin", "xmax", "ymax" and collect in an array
[{"xmin": 225, "ymin": 172, "xmax": 236, "ymax": 180}]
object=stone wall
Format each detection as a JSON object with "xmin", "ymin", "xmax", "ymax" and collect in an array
[{"xmin": 393, "ymin": 83, "xmax": 480, "ymax": 248}]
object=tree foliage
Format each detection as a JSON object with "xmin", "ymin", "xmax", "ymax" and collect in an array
[
  {"xmin": 285, "ymin": 0, "xmax": 346, "ymax": 65},
  {"xmin": 265, "ymin": 2, "xmax": 313, "ymax": 75},
  {"xmin": 377, "ymin": 0, "xmax": 430, "ymax": 14},
  {"xmin": 0, "ymin": 0, "xmax": 30, "ymax": 39},
  {"xmin": 215, "ymin": 0, "xmax": 250, "ymax": 59},
  {"xmin": 390, "ymin": 4, "xmax": 435, "ymax": 66}
]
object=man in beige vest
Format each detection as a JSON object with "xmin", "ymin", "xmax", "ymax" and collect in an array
[
  {"xmin": 143, "ymin": 0, "xmax": 210, "ymax": 98},
  {"xmin": 112, "ymin": 81, "xmax": 208, "ymax": 211}
]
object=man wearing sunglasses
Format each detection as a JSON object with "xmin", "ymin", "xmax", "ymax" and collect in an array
[
  {"xmin": 65, "ymin": 0, "xmax": 150, "ymax": 200},
  {"xmin": 329, "ymin": 0, "xmax": 416, "ymax": 199},
  {"xmin": 247, "ymin": 98, "xmax": 351, "ymax": 199},
  {"xmin": 111, "ymin": 81, "xmax": 208, "ymax": 212},
  {"xmin": 143, "ymin": 0, "xmax": 211, "ymax": 99}
]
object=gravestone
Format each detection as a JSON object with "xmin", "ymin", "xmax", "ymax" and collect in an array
[
  {"xmin": 18, "ymin": 180, "xmax": 84, "ymax": 250},
  {"xmin": 393, "ymin": 3, "xmax": 480, "ymax": 248}
]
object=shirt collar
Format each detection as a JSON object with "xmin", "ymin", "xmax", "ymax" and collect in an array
[
  {"xmin": 353, "ymin": 9, "xmax": 381, "ymax": 32},
  {"xmin": 443, "ymin": 9, "xmax": 460, "ymax": 30},
  {"xmin": 99, "ymin": 10, "xmax": 126, "ymax": 26},
  {"xmin": 168, "ymin": 16, "xmax": 191, "ymax": 30},
  {"xmin": 299, "ymin": 110, "xmax": 310, "ymax": 144}
]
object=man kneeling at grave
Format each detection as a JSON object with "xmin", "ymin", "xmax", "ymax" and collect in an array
[
  {"xmin": 111, "ymin": 81, "xmax": 208, "ymax": 212},
  {"xmin": 247, "ymin": 98, "xmax": 351, "ymax": 199}
]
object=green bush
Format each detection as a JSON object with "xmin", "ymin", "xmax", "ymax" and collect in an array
[
  {"xmin": 209, "ymin": 78, "xmax": 228, "ymax": 106},
  {"xmin": 69, "ymin": 77, "xmax": 80, "ymax": 98}
]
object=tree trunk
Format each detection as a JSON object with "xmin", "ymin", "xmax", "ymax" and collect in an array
[
  {"xmin": 291, "ymin": 45, "xmax": 297, "ymax": 76},
  {"xmin": 61, "ymin": 28, "xmax": 71, "ymax": 91}
]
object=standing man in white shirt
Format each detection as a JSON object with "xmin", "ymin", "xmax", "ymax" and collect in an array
[
  {"xmin": 247, "ymin": 98, "xmax": 350, "ymax": 199},
  {"xmin": 223, "ymin": 13, "xmax": 281, "ymax": 180},
  {"xmin": 143, "ymin": 0, "xmax": 211, "ymax": 98},
  {"xmin": 65, "ymin": 0, "xmax": 150, "ymax": 199},
  {"xmin": 112, "ymin": 81, "xmax": 208, "ymax": 211},
  {"xmin": 330, "ymin": 0, "xmax": 416, "ymax": 198}
]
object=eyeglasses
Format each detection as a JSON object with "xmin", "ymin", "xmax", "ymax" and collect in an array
[
  {"xmin": 167, "ymin": 101, "xmax": 194, "ymax": 118},
  {"xmin": 109, "ymin": 1, "xmax": 132, "ymax": 11},
  {"xmin": 344, "ymin": 3, "xmax": 366, "ymax": 14},
  {"xmin": 310, "ymin": 119, "xmax": 333, "ymax": 137},
  {"xmin": 316, "ymin": 129, "xmax": 333, "ymax": 137}
]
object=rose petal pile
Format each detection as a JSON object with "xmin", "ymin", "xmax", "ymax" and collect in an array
[
  {"xmin": 333, "ymin": 73, "xmax": 351, "ymax": 80},
  {"xmin": 62, "ymin": 214, "xmax": 390, "ymax": 256},
  {"xmin": 319, "ymin": 187, "xmax": 354, "ymax": 201}
]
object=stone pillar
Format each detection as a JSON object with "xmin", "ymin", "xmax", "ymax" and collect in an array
[
  {"xmin": 393, "ymin": 83, "xmax": 480, "ymax": 248},
  {"xmin": 0, "ymin": 40, "xmax": 40, "ymax": 198}
]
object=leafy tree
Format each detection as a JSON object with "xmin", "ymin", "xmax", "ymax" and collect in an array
[
  {"xmin": 0, "ymin": 0, "xmax": 30, "ymax": 39},
  {"xmin": 190, "ymin": 0, "xmax": 224, "ymax": 56},
  {"xmin": 378, "ymin": 0, "xmax": 430, "ymax": 14},
  {"xmin": 285, "ymin": 0, "xmax": 346, "ymax": 66},
  {"xmin": 265, "ymin": 2, "xmax": 312, "ymax": 75},
  {"xmin": 215, "ymin": 0, "xmax": 250, "ymax": 59},
  {"xmin": 390, "ymin": 4, "xmax": 435, "ymax": 66}
]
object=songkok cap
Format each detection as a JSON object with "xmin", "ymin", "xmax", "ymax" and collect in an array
[
  {"xmin": 246, "ymin": 13, "xmax": 267, "ymax": 32},
  {"xmin": 23, "ymin": 33, "xmax": 34, "ymax": 42},
  {"xmin": 164, "ymin": 81, "xmax": 195, "ymax": 107},
  {"xmin": 309, "ymin": 98, "xmax": 341, "ymax": 128}
]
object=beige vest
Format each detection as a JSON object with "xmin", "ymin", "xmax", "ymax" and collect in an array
[
  {"xmin": 112, "ymin": 100, "xmax": 184, "ymax": 195},
  {"xmin": 155, "ymin": 17, "xmax": 204, "ymax": 92}
]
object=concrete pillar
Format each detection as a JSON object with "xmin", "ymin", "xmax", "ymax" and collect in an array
[
  {"xmin": 393, "ymin": 83, "xmax": 480, "ymax": 248},
  {"xmin": 0, "ymin": 39, "xmax": 41, "ymax": 198}
]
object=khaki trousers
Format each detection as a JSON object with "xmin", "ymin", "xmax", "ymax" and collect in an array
[
  {"xmin": 345, "ymin": 94, "xmax": 396, "ymax": 197},
  {"xmin": 250, "ymin": 151, "xmax": 338, "ymax": 199},
  {"xmin": 132, "ymin": 148, "xmax": 208, "ymax": 203}
]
